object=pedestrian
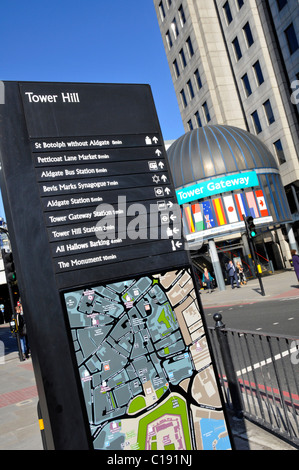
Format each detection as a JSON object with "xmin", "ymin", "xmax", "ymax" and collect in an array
[
  {"xmin": 202, "ymin": 268, "xmax": 214, "ymax": 293},
  {"xmin": 227, "ymin": 260, "xmax": 241, "ymax": 289},
  {"xmin": 291, "ymin": 249, "xmax": 299, "ymax": 283},
  {"xmin": 236, "ymin": 261, "xmax": 247, "ymax": 285},
  {"xmin": 15, "ymin": 301, "xmax": 30, "ymax": 359}
]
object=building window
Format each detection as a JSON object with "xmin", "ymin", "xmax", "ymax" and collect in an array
[
  {"xmin": 251, "ymin": 110, "xmax": 262, "ymax": 134},
  {"xmin": 194, "ymin": 69, "xmax": 203, "ymax": 90},
  {"xmin": 187, "ymin": 119, "xmax": 193, "ymax": 131},
  {"xmin": 171, "ymin": 17, "xmax": 179, "ymax": 39},
  {"xmin": 263, "ymin": 99, "xmax": 275, "ymax": 125},
  {"xmin": 202, "ymin": 101, "xmax": 211, "ymax": 123},
  {"xmin": 273, "ymin": 139, "xmax": 286, "ymax": 164},
  {"xmin": 223, "ymin": 1, "xmax": 233, "ymax": 25},
  {"xmin": 236, "ymin": 0, "xmax": 244, "ymax": 10},
  {"xmin": 195, "ymin": 111, "xmax": 202, "ymax": 127},
  {"xmin": 187, "ymin": 79, "xmax": 195, "ymax": 99},
  {"xmin": 243, "ymin": 22, "xmax": 254, "ymax": 48},
  {"xmin": 180, "ymin": 89, "xmax": 188, "ymax": 108},
  {"xmin": 178, "ymin": 4, "xmax": 186, "ymax": 27},
  {"xmin": 166, "ymin": 30, "xmax": 173, "ymax": 49},
  {"xmin": 253, "ymin": 60, "xmax": 264, "ymax": 85},
  {"xmin": 186, "ymin": 36, "xmax": 194, "ymax": 58},
  {"xmin": 241, "ymin": 73, "xmax": 252, "ymax": 97},
  {"xmin": 276, "ymin": 0, "xmax": 287, "ymax": 11},
  {"xmin": 179, "ymin": 48, "xmax": 187, "ymax": 68},
  {"xmin": 173, "ymin": 59, "xmax": 180, "ymax": 79},
  {"xmin": 159, "ymin": 1, "xmax": 166, "ymax": 21},
  {"xmin": 232, "ymin": 36, "xmax": 242, "ymax": 61},
  {"xmin": 285, "ymin": 23, "xmax": 299, "ymax": 55}
]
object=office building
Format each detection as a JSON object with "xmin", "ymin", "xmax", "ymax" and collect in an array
[{"xmin": 153, "ymin": 0, "xmax": 299, "ymax": 239}]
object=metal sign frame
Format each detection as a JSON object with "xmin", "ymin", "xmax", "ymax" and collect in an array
[{"xmin": 0, "ymin": 82, "xmax": 232, "ymax": 451}]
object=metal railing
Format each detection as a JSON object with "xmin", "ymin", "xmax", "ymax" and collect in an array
[{"xmin": 208, "ymin": 314, "xmax": 299, "ymax": 447}]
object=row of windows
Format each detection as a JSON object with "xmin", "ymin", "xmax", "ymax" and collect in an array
[
  {"xmin": 250, "ymin": 100, "xmax": 287, "ymax": 164},
  {"xmin": 172, "ymin": 37, "xmax": 195, "ymax": 77},
  {"xmin": 225, "ymin": 0, "xmax": 298, "ymax": 58},
  {"xmin": 231, "ymin": 21, "xmax": 254, "ymax": 62},
  {"xmin": 165, "ymin": 9, "xmax": 188, "ymax": 51},
  {"xmin": 185, "ymin": 101, "xmax": 212, "ymax": 131},
  {"xmin": 223, "ymin": 0, "xmax": 244, "ymax": 26},
  {"xmin": 241, "ymin": 59, "xmax": 264, "ymax": 97},
  {"xmin": 179, "ymin": 68, "xmax": 203, "ymax": 107},
  {"xmin": 251, "ymin": 99, "xmax": 275, "ymax": 135},
  {"xmin": 159, "ymin": 1, "xmax": 186, "ymax": 25},
  {"xmin": 158, "ymin": 0, "xmax": 172, "ymax": 20},
  {"xmin": 223, "ymin": 0, "xmax": 291, "ymax": 25},
  {"xmin": 160, "ymin": 2, "xmax": 187, "ymax": 48}
]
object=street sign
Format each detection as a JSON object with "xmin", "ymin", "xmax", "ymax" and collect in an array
[{"xmin": 0, "ymin": 82, "xmax": 232, "ymax": 451}]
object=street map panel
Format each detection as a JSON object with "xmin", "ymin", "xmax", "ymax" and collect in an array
[{"xmin": 64, "ymin": 268, "xmax": 231, "ymax": 450}]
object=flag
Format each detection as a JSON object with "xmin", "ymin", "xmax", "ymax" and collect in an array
[
  {"xmin": 184, "ymin": 206, "xmax": 195, "ymax": 233},
  {"xmin": 255, "ymin": 189, "xmax": 269, "ymax": 217},
  {"xmin": 234, "ymin": 193, "xmax": 248, "ymax": 219},
  {"xmin": 246, "ymin": 191, "xmax": 259, "ymax": 218},
  {"xmin": 202, "ymin": 201, "xmax": 216, "ymax": 228},
  {"xmin": 212, "ymin": 198, "xmax": 227, "ymax": 226},
  {"xmin": 191, "ymin": 203, "xmax": 204, "ymax": 231},
  {"xmin": 223, "ymin": 195, "xmax": 239, "ymax": 224}
]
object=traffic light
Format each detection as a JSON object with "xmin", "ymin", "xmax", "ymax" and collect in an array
[
  {"xmin": 2, "ymin": 250, "xmax": 17, "ymax": 284},
  {"xmin": 245, "ymin": 216, "xmax": 256, "ymax": 239}
]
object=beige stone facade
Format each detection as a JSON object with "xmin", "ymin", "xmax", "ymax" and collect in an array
[{"xmin": 153, "ymin": 0, "xmax": 299, "ymax": 213}]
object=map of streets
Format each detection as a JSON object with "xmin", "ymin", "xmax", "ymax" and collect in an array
[{"xmin": 64, "ymin": 268, "xmax": 231, "ymax": 450}]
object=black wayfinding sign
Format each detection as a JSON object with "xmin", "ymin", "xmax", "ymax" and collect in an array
[{"xmin": 0, "ymin": 82, "xmax": 232, "ymax": 451}]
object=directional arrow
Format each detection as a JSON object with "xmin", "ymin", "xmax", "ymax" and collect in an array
[
  {"xmin": 167, "ymin": 201, "xmax": 173, "ymax": 208},
  {"xmin": 165, "ymin": 188, "xmax": 171, "ymax": 195},
  {"xmin": 152, "ymin": 136, "xmax": 159, "ymax": 144},
  {"xmin": 155, "ymin": 149, "xmax": 162, "ymax": 156},
  {"xmin": 158, "ymin": 161, "xmax": 164, "ymax": 168},
  {"xmin": 170, "ymin": 214, "xmax": 177, "ymax": 221},
  {"xmin": 161, "ymin": 175, "xmax": 168, "ymax": 183},
  {"xmin": 175, "ymin": 241, "xmax": 182, "ymax": 248}
]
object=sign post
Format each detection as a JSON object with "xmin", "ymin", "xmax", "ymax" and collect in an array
[{"xmin": 0, "ymin": 82, "xmax": 233, "ymax": 451}]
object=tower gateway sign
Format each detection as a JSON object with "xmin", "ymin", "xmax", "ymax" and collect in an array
[
  {"xmin": 0, "ymin": 82, "xmax": 232, "ymax": 452},
  {"xmin": 176, "ymin": 171, "xmax": 259, "ymax": 204}
]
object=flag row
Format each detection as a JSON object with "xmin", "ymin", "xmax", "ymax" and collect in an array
[{"xmin": 183, "ymin": 189, "xmax": 269, "ymax": 234}]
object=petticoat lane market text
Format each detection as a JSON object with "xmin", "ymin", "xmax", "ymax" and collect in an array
[{"xmin": 106, "ymin": 454, "xmax": 192, "ymax": 467}]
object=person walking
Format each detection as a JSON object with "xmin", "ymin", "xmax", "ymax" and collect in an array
[
  {"xmin": 15, "ymin": 301, "xmax": 30, "ymax": 360},
  {"xmin": 227, "ymin": 260, "xmax": 241, "ymax": 289},
  {"xmin": 236, "ymin": 261, "xmax": 247, "ymax": 285},
  {"xmin": 202, "ymin": 268, "xmax": 214, "ymax": 293},
  {"xmin": 291, "ymin": 249, "xmax": 299, "ymax": 283}
]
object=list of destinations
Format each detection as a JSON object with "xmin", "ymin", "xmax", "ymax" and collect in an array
[{"xmin": 30, "ymin": 132, "xmax": 185, "ymax": 287}]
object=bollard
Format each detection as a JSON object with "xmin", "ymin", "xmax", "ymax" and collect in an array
[{"xmin": 213, "ymin": 313, "xmax": 243, "ymax": 418}]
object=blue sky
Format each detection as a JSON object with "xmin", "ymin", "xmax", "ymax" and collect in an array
[
  {"xmin": 0, "ymin": 1, "xmax": 185, "ymax": 220},
  {"xmin": 0, "ymin": 0, "xmax": 184, "ymax": 140}
]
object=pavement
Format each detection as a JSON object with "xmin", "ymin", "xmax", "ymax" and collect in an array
[
  {"xmin": 0, "ymin": 269, "xmax": 298, "ymax": 451},
  {"xmin": 199, "ymin": 268, "xmax": 299, "ymax": 308}
]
